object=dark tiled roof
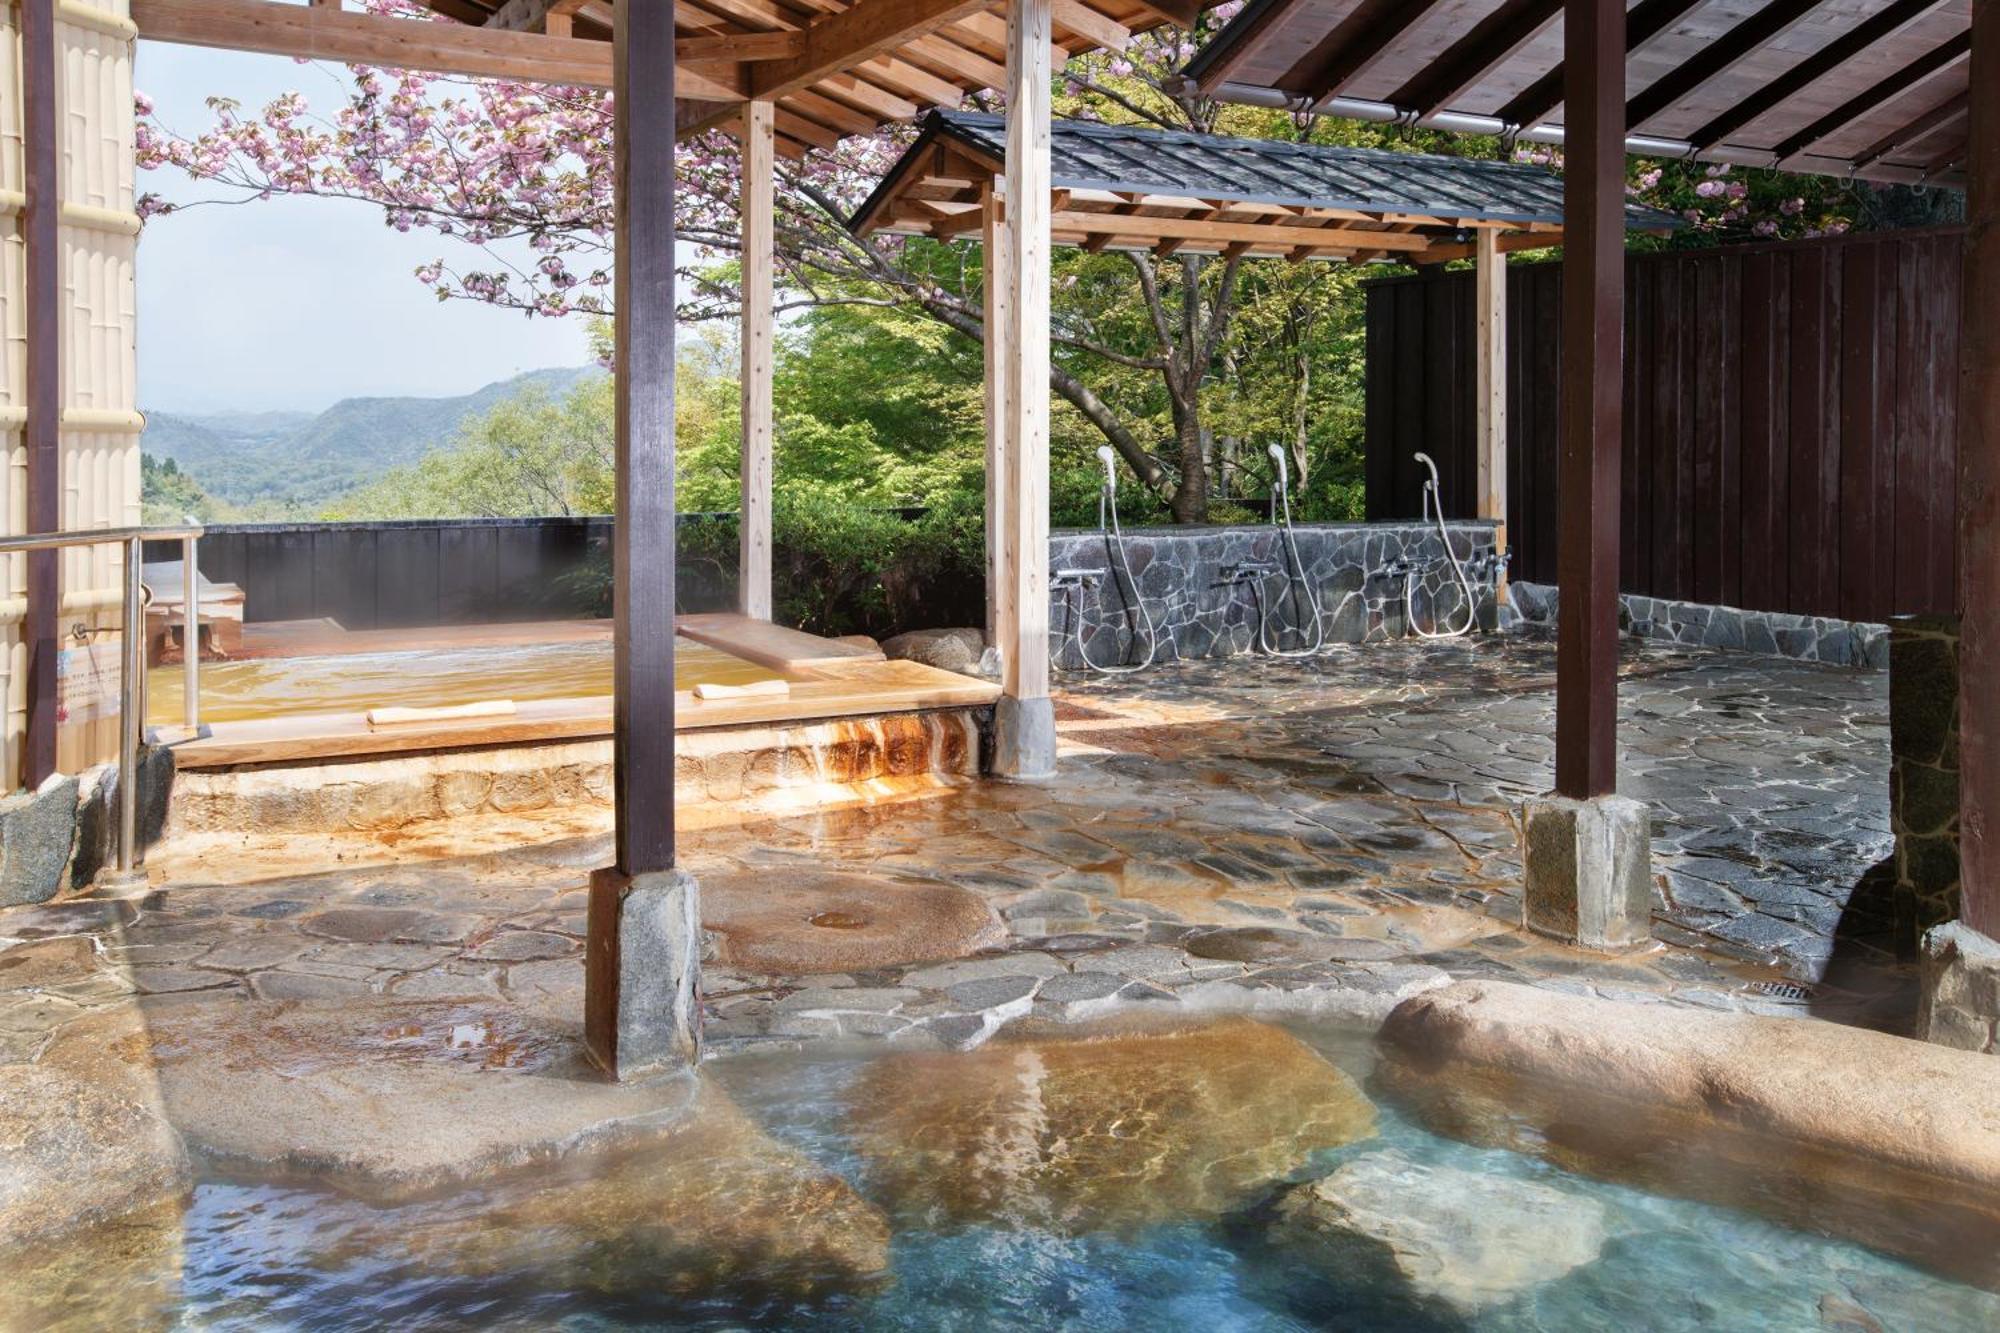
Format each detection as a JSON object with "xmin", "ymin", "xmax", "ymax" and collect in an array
[{"xmin": 854, "ymin": 110, "xmax": 1681, "ymax": 233}]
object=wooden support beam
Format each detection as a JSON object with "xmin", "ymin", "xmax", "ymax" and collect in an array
[
  {"xmin": 1049, "ymin": 210, "xmax": 1430, "ymax": 250},
  {"xmin": 1295, "ymin": 0, "xmax": 1449, "ymax": 111},
  {"xmin": 1050, "ymin": 0, "xmax": 1127, "ymax": 51},
  {"xmin": 739, "ymin": 102, "xmax": 776, "ymax": 623},
  {"xmin": 129, "ymin": 0, "xmax": 745, "ymax": 100},
  {"xmin": 752, "ymin": 0, "xmax": 993, "ymax": 101},
  {"xmin": 678, "ymin": 30, "xmax": 804, "ymax": 61},
  {"xmin": 997, "ymin": 0, "xmax": 1054, "ymax": 766},
  {"xmin": 1772, "ymin": 31, "xmax": 1972, "ymax": 165},
  {"xmin": 21, "ymin": 0, "xmax": 59, "ymax": 788},
  {"xmin": 1623, "ymin": 0, "xmax": 1821, "ymax": 133},
  {"xmin": 1959, "ymin": 0, "xmax": 2000, "ymax": 937},
  {"xmin": 732, "ymin": 104, "xmax": 768, "ymax": 624},
  {"xmin": 1496, "ymin": 0, "xmax": 1702, "ymax": 130},
  {"xmin": 981, "ymin": 184, "xmax": 1011, "ymax": 651},
  {"xmin": 1555, "ymin": 0, "xmax": 1624, "ymax": 801},
  {"xmin": 1475, "ymin": 227, "xmax": 1509, "ymax": 598},
  {"xmin": 1389, "ymin": 0, "xmax": 1561, "ymax": 122},
  {"xmin": 611, "ymin": 0, "xmax": 678, "ymax": 875},
  {"xmin": 1688, "ymin": 0, "xmax": 1949, "ymax": 151}
]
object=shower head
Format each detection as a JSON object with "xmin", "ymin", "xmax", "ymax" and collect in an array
[
  {"xmin": 1096, "ymin": 445, "xmax": 1117, "ymax": 492},
  {"xmin": 1413, "ymin": 451, "xmax": 1442, "ymax": 491},
  {"xmin": 1267, "ymin": 442, "xmax": 1288, "ymax": 489}
]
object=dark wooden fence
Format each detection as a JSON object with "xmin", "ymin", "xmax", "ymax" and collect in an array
[
  {"xmin": 1365, "ymin": 227, "xmax": 1963, "ymax": 622},
  {"xmin": 142, "ymin": 516, "xmax": 736, "ymax": 629}
]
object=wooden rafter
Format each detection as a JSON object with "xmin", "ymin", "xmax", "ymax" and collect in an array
[
  {"xmin": 752, "ymin": 0, "xmax": 997, "ymax": 101},
  {"xmin": 1293, "ymin": 0, "xmax": 1449, "ymax": 110},
  {"xmin": 1388, "ymin": 0, "xmax": 1562, "ymax": 122},
  {"xmin": 1687, "ymin": 0, "xmax": 1950, "ymax": 150},
  {"xmin": 1772, "ymin": 30, "xmax": 1971, "ymax": 163},
  {"xmin": 1853, "ymin": 89, "xmax": 1970, "ymax": 172},
  {"xmin": 1494, "ymin": 0, "xmax": 1704, "ymax": 130},
  {"xmin": 1623, "ymin": 0, "xmax": 1823, "ymax": 133}
]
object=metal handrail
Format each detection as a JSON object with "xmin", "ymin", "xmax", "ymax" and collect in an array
[{"xmin": 2, "ymin": 522, "xmax": 204, "ymax": 878}]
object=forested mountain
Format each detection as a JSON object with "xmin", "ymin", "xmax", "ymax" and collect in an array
[{"xmin": 141, "ymin": 366, "xmax": 601, "ymax": 516}]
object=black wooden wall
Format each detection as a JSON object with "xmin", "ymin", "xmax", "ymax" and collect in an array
[{"xmin": 1365, "ymin": 227, "xmax": 1963, "ymax": 622}]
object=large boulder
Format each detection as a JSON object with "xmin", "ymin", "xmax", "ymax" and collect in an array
[
  {"xmin": 879, "ymin": 627, "xmax": 992, "ymax": 678},
  {"xmin": 846, "ymin": 1017, "xmax": 1375, "ymax": 1233},
  {"xmin": 390, "ymin": 1080, "xmax": 891, "ymax": 1300},
  {"xmin": 0, "ymin": 1062, "xmax": 190, "ymax": 1252},
  {"xmin": 1377, "ymin": 981, "xmax": 2000, "ymax": 1285},
  {"xmin": 1270, "ymin": 1149, "xmax": 1611, "ymax": 1316}
]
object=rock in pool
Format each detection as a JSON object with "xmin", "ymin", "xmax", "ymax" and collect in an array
[
  {"xmin": 1270, "ymin": 1148, "xmax": 1611, "ymax": 1317},
  {"xmin": 390, "ymin": 1080, "xmax": 891, "ymax": 1300},
  {"xmin": 845, "ymin": 1017, "xmax": 1375, "ymax": 1234}
]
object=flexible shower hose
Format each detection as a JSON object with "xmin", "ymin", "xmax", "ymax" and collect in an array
[
  {"xmin": 1074, "ymin": 482, "xmax": 1159, "ymax": 675},
  {"xmin": 1260, "ymin": 456, "xmax": 1325, "ymax": 658},
  {"xmin": 1407, "ymin": 478, "xmax": 1478, "ymax": 639}
]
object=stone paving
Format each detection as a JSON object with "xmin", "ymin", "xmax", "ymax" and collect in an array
[{"xmin": 0, "ymin": 632, "xmax": 1902, "ymax": 1068}]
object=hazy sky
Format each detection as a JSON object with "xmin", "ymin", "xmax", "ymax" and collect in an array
[{"xmin": 135, "ymin": 42, "xmax": 594, "ymax": 415}]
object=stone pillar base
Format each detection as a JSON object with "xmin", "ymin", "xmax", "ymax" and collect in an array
[
  {"xmin": 990, "ymin": 695, "xmax": 1057, "ymax": 780},
  {"xmin": 1919, "ymin": 921, "xmax": 2000, "ymax": 1054},
  {"xmin": 1521, "ymin": 794, "xmax": 1653, "ymax": 951},
  {"xmin": 585, "ymin": 866, "xmax": 702, "ymax": 1081}
]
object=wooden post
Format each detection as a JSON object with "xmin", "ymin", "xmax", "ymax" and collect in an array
[
  {"xmin": 1474, "ymin": 226, "xmax": 1510, "ymax": 601},
  {"xmin": 21, "ymin": 0, "xmax": 60, "ymax": 789},
  {"xmin": 1554, "ymin": 0, "xmax": 1625, "ymax": 801},
  {"xmin": 981, "ymin": 183, "xmax": 1011, "ymax": 653},
  {"xmin": 1961, "ymin": 0, "xmax": 1999, "ymax": 938},
  {"xmin": 738, "ymin": 99, "xmax": 775, "ymax": 622},
  {"xmin": 992, "ymin": 0, "xmax": 1055, "ymax": 777},
  {"xmin": 610, "ymin": 0, "xmax": 677, "ymax": 876}
]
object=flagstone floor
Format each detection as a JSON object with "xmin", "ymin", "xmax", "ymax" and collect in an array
[{"xmin": 0, "ymin": 633, "xmax": 1902, "ymax": 1067}]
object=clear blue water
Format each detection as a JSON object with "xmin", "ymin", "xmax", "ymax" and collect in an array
[{"xmin": 143, "ymin": 1025, "xmax": 2000, "ymax": 1331}]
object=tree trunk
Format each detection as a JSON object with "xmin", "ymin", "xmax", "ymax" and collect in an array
[{"xmin": 1170, "ymin": 406, "xmax": 1209, "ymax": 523}]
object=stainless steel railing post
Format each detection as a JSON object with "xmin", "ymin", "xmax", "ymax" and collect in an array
[
  {"xmin": 181, "ymin": 527, "xmax": 200, "ymax": 732},
  {"xmin": 0, "ymin": 524, "xmax": 204, "ymax": 880}
]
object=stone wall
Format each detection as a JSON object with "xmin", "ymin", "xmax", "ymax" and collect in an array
[
  {"xmin": 1891, "ymin": 615, "xmax": 1961, "ymax": 955},
  {"xmin": 1506, "ymin": 582, "xmax": 1890, "ymax": 668},
  {"xmin": 1047, "ymin": 521, "xmax": 1501, "ymax": 671}
]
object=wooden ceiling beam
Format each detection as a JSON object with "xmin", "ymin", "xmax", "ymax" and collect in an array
[
  {"xmin": 1050, "ymin": 0, "xmax": 1129, "ymax": 51},
  {"xmin": 1496, "ymin": 0, "xmax": 1703, "ymax": 130},
  {"xmin": 129, "ymin": 0, "xmax": 748, "ymax": 99},
  {"xmin": 903, "ymin": 32, "xmax": 1009, "ymax": 88},
  {"xmin": 1772, "ymin": 30, "xmax": 1971, "ymax": 162},
  {"xmin": 1416, "ymin": 228, "xmax": 1566, "ymax": 265},
  {"xmin": 677, "ymin": 30, "xmax": 806, "ymax": 62},
  {"xmin": 752, "ymin": 0, "xmax": 996, "ymax": 101},
  {"xmin": 814, "ymin": 71, "xmax": 922, "ymax": 122},
  {"xmin": 1852, "ymin": 89, "xmax": 1969, "ymax": 171},
  {"xmin": 1388, "ymin": 0, "xmax": 1562, "ymax": 122},
  {"xmin": 1624, "ymin": 0, "xmax": 1823, "ymax": 133},
  {"xmin": 1291, "ymin": 0, "xmax": 1449, "ymax": 110},
  {"xmin": 1688, "ymin": 0, "xmax": 1950, "ymax": 149},
  {"xmin": 788, "ymin": 87, "xmax": 880, "ymax": 136},
  {"xmin": 1050, "ymin": 209, "xmax": 1430, "ymax": 250},
  {"xmin": 856, "ymin": 54, "xmax": 964, "ymax": 105}
]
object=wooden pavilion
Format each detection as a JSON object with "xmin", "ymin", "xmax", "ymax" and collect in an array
[{"xmin": 1183, "ymin": 0, "xmax": 1999, "ymax": 963}]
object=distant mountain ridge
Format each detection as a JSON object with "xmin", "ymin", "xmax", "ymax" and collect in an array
[{"xmin": 143, "ymin": 366, "xmax": 602, "ymax": 515}]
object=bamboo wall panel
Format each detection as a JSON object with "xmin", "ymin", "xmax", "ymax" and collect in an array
[
  {"xmin": 3, "ymin": 1, "xmax": 29, "ymax": 789},
  {"xmin": 0, "ymin": 0, "xmax": 139, "ymax": 786},
  {"xmin": 1365, "ymin": 228, "xmax": 1965, "ymax": 623}
]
